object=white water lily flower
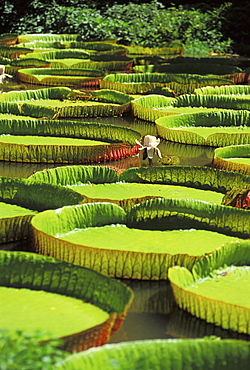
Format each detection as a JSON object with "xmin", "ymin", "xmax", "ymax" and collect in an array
[{"xmin": 136, "ymin": 135, "xmax": 162, "ymax": 160}]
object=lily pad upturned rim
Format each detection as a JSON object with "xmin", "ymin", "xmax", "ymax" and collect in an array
[
  {"xmin": 30, "ymin": 199, "xmax": 248, "ymax": 280},
  {"xmin": 58, "ymin": 337, "xmax": 250, "ymax": 369},
  {"xmin": 213, "ymin": 144, "xmax": 250, "ymax": 175},
  {"xmin": 0, "ymin": 250, "xmax": 133, "ymax": 352},
  {"xmin": 0, "ymin": 176, "xmax": 83, "ymax": 212},
  {"xmin": 168, "ymin": 240, "xmax": 250, "ymax": 334},
  {"xmin": 156, "ymin": 109, "xmax": 250, "ymax": 146},
  {"xmin": 0, "ymin": 135, "xmax": 136, "ymax": 164}
]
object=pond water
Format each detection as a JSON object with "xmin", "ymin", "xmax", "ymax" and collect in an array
[{"xmin": 0, "ymin": 78, "xmax": 249, "ymax": 344}]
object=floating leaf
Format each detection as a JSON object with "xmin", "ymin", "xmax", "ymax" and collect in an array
[
  {"xmin": 213, "ymin": 144, "xmax": 250, "ymax": 175},
  {"xmin": 0, "ymin": 250, "xmax": 133, "ymax": 352},
  {"xmin": 169, "ymin": 240, "xmax": 250, "ymax": 334},
  {"xmin": 31, "ymin": 201, "xmax": 246, "ymax": 280},
  {"xmin": 57, "ymin": 338, "xmax": 250, "ymax": 369}
]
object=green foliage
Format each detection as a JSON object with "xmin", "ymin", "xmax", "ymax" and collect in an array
[
  {"xmin": 11, "ymin": 1, "xmax": 107, "ymax": 40},
  {"xmin": 0, "ymin": 329, "xmax": 67, "ymax": 370},
  {"xmin": 103, "ymin": 1, "xmax": 232, "ymax": 51},
  {"xmin": 1, "ymin": 0, "xmax": 234, "ymax": 54}
]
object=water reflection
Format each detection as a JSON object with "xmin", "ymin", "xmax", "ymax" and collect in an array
[
  {"xmin": 166, "ymin": 308, "xmax": 250, "ymax": 341},
  {"xmin": 108, "ymin": 279, "xmax": 250, "ymax": 343}
]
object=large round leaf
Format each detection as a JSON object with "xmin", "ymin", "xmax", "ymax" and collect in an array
[
  {"xmin": 169, "ymin": 240, "xmax": 250, "ymax": 334},
  {"xmin": 173, "ymin": 94, "xmax": 250, "ymax": 110},
  {"xmin": 156, "ymin": 110, "xmax": 250, "ymax": 146},
  {"xmin": 0, "ymin": 250, "xmax": 133, "ymax": 352},
  {"xmin": 213, "ymin": 144, "xmax": 250, "ymax": 175},
  {"xmin": 58, "ymin": 338, "xmax": 250, "ymax": 369},
  {"xmin": 119, "ymin": 166, "xmax": 250, "ymax": 193},
  {"xmin": 0, "ymin": 116, "xmax": 140, "ymax": 145},
  {"xmin": 101, "ymin": 73, "xmax": 232, "ymax": 95},
  {"xmin": 0, "ymin": 135, "xmax": 134, "ymax": 164},
  {"xmin": 17, "ymin": 68, "xmax": 103, "ymax": 87},
  {"xmin": 68, "ymin": 182, "xmax": 224, "ymax": 211},
  {"xmin": 0, "ymin": 176, "xmax": 83, "ymax": 212},
  {"xmin": 28, "ymin": 165, "xmax": 119, "ymax": 185},
  {"xmin": 31, "ymin": 201, "xmax": 245, "ymax": 280}
]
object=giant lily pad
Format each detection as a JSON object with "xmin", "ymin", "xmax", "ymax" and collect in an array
[
  {"xmin": 17, "ymin": 33, "xmax": 82, "ymax": 43},
  {"xmin": 57, "ymin": 338, "xmax": 250, "ymax": 369},
  {"xmin": 0, "ymin": 87, "xmax": 133, "ymax": 118},
  {"xmin": 21, "ymin": 99, "xmax": 131, "ymax": 118},
  {"xmin": 67, "ymin": 182, "xmax": 224, "ymax": 211},
  {"xmin": 28, "ymin": 165, "xmax": 250, "ymax": 212},
  {"xmin": 100, "ymin": 73, "xmax": 233, "ymax": 95},
  {"xmin": 17, "ymin": 68, "xmax": 103, "ymax": 87},
  {"xmin": 0, "ymin": 250, "xmax": 133, "ymax": 352},
  {"xmin": 173, "ymin": 94, "xmax": 250, "ymax": 110},
  {"xmin": 124, "ymin": 43, "xmax": 184, "ymax": 56},
  {"xmin": 0, "ymin": 176, "xmax": 83, "ymax": 212},
  {"xmin": 213, "ymin": 144, "xmax": 250, "ymax": 175},
  {"xmin": 0, "ymin": 115, "xmax": 140, "ymax": 145},
  {"xmin": 0, "ymin": 135, "xmax": 136, "ymax": 164},
  {"xmin": 49, "ymin": 58, "xmax": 133, "ymax": 71},
  {"xmin": 119, "ymin": 166, "xmax": 250, "ymax": 193},
  {"xmin": 194, "ymin": 84, "xmax": 250, "ymax": 96},
  {"xmin": 169, "ymin": 240, "xmax": 250, "ymax": 334},
  {"xmin": 30, "ymin": 201, "xmax": 247, "ymax": 280},
  {"xmin": 156, "ymin": 110, "xmax": 250, "ymax": 146},
  {"xmin": 131, "ymin": 94, "xmax": 223, "ymax": 122},
  {"xmin": 28, "ymin": 165, "xmax": 119, "ymax": 185},
  {"xmin": 0, "ymin": 174, "xmax": 80, "ymax": 243}
]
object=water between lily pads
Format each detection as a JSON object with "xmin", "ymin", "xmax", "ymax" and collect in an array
[{"xmin": 0, "ymin": 82, "xmax": 248, "ymax": 343}]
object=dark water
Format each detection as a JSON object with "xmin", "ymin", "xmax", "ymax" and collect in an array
[{"xmin": 1, "ymin": 79, "xmax": 248, "ymax": 344}]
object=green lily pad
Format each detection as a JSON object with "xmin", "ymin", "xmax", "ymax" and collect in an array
[
  {"xmin": 213, "ymin": 144, "xmax": 250, "ymax": 175},
  {"xmin": 55, "ymin": 224, "xmax": 239, "ymax": 254},
  {"xmin": 132, "ymin": 96, "xmax": 226, "ymax": 122},
  {"xmin": 17, "ymin": 68, "xmax": 103, "ymax": 87},
  {"xmin": 169, "ymin": 240, "xmax": 250, "ymax": 334},
  {"xmin": 156, "ymin": 110, "xmax": 250, "ymax": 146},
  {"xmin": 1, "ymin": 286, "xmax": 109, "ymax": 336},
  {"xmin": 0, "ymin": 202, "xmax": 36, "ymax": 218},
  {"xmin": 68, "ymin": 182, "xmax": 224, "ymax": 211},
  {"xmin": 0, "ymin": 135, "xmax": 133, "ymax": 164},
  {"xmin": 119, "ymin": 165, "xmax": 250, "ymax": 192},
  {"xmin": 0, "ymin": 250, "xmax": 133, "ymax": 352},
  {"xmin": 31, "ymin": 201, "xmax": 245, "ymax": 280},
  {"xmin": 0, "ymin": 176, "xmax": 83, "ymax": 212},
  {"xmin": 21, "ymin": 98, "xmax": 131, "ymax": 118},
  {"xmin": 0, "ymin": 135, "xmax": 109, "ymax": 146},
  {"xmin": 173, "ymin": 94, "xmax": 250, "ymax": 110},
  {"xmin": 57, "ymin": 338, "xmax": 250, "ymax": 369}
]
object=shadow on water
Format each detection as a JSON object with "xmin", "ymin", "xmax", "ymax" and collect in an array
[{"xmin": 108, "ymin": 279, "xmax": 250, "ymax": 343}]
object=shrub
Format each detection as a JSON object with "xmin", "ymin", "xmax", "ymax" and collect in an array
[
  {"xmin": 2, "ymin": 0, "xmax": 233, "ymax": 54},
  {"xmin": 0, "ymin": 329, "xmax": 67, "ymax": 370}
]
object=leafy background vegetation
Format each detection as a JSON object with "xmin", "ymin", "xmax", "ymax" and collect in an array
[
  {"xmin": 0, "ymin": 0, "xmax": 249, "ymax": 55},
  {"xmin": 0, "ymin": 329, "xmax": 67, "ymax": 369}
]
